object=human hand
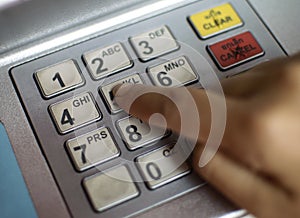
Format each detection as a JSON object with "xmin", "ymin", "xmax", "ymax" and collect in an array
[{"xmin": 112, "ymin": 53, "xmax": 300, "ymax": 218}]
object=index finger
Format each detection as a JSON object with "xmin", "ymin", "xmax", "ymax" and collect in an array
[{"xmin": 113, "ymin": 83, "xmax": 214, "ymax": 144}]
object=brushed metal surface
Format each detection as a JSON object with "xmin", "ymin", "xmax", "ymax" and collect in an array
[
  {"xmin": 248, "ymin": 0, "xmax": 300, "ymax": 55},
  {"xmin": 0, "ymin": 0, "xmax": 295, "ymax": 217}
]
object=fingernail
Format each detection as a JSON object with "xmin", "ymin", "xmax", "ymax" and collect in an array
[{"xmin": 112, "ymin": 83, "xmax": 135, "ymax": 98}]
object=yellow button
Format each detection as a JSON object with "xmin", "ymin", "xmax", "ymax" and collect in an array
[{"xmin": 189, "ymin": 3, "xmax": 243, "ymax": 39}]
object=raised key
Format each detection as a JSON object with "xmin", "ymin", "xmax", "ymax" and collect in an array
[
  {"xmin": 189, "ymin": 3, "xmax": 243, "ymax": 39},
  {"xmin": 117, "ymin": 116, "xmax": 167, "ymax": 150},
  {"xmin": 136, "ymin": 144, "xmax": 191, "ymax": 189},
  {"xmin": 35, "ymin": 60, "xmax": 84, "ymax": 98},
  {"xmin": 49, "ymin": 92, "xmax": 101, "ymax": 134},
  {"xmin": 83, "ymin": 165, "xmax": 139, "ymax": 212},
  {"xmin": 148, "ymin": 56, "xmax": 198, "ymax": 87},
  {"xmin": 130, "ymin": 26, "xmax": 179, "ymax": 61},
  {"xmin": 208, "ymin": 31, "xmax": 264, "ymax": 70},
  {"xmin": 66, "ymin": 127, "xmax": 119, "ymax": 171},
  {"xmin": 83, "ymin": 42, "xmax": 133, "ymax": 80},
  {"xmin": 100, "ymin": 74, "xmax": 143, "ymax": 114}
]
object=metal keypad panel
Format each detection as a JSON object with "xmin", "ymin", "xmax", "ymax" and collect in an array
[{"xmin": 10, "ymin": 0, "xmax": 286, "ymax": 217}]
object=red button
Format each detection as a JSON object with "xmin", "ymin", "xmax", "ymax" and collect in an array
[{"xmin": 208, "ymin": 31, "xmax": 264, "ymax": 70}]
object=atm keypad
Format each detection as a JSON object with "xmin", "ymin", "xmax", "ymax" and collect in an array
[{"xmin": 10, "ymin": 0, "xmax": 284, "ymax": 217}]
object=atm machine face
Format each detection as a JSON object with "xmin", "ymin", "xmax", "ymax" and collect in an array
[{"xmin": 0, "ymin": 0, "xmax": 299, "ymax": 217}]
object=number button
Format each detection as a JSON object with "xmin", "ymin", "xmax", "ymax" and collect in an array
[
  {"xmin": 49, "ymin": 92, "xmax": 101, "ymax": 134},
  {"xmin": 83, "ymin": 165, "xmax": 139, "ymax": 212},
  {"xmin": 83, "ymin": 42, "xmax": 133, "ymax": 80},
  {"xmin": 130, "ymin": 26, "xmax": 179, "ymax": 61},
  {"xmin": 100, "ymin": 74, "xmax": 144, "ymax": 114},
  {"xmin": 117, "ymin": 116, "xmax": 168, "ymax": 150},
  {"xmin": 66, "ymin": 127, "xmax": 120, "ymax": 171},
  {"xmin": 148, "ymin": 56, "xmax": 198, "ymax": 87},
  {"xmin": 136, "ymin": 144, "xmax": 191, "ymax": 189},
  {"xmin": 35, "ymin": 60, "xmax": 84, "ymax": 98}
]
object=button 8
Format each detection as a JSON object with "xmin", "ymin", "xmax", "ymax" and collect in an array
[{"xmin": 117, "ymin": 116, "xmax": 168, "ymax": 150}]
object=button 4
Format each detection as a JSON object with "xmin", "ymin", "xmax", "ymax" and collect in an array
[
  {"xmin": 189, "ymin": 3, "xmax": 243, "ymax": 39},
  {"xmin": 49, "ymin": 92, "xmax": 101, "ymax": 134},
  {"xmin": 208, "ymin": 31, "xmax": 264, "ymax": 70}
]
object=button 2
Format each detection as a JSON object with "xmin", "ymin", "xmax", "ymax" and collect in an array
[
  {"xmin": 83, "ymin": 42, "xmax": 133, "ymax": 80},
  {"xmin": 35, "ymin": 60, "xmax": 84, "ymax": 98},
  {"xmin": 130, "ymin": 26, "xmax": 179, "ymax": 61},
  {"xmin": 189, "ymin": 3, "xmax": 243, "ymax": 39},
  {"xmin": 148, "ymin": 56, "xmax": 198, "ymax": 87},
  {"xmin": 136, "ymin": 144, "xmax": 191, "ymax": 189},
  {"xmin": 49, "ymin": 92, "xmax": 101, "ymax": 134},
  {"xmin": 208, "ymin": 31, "xmax": 264, "ymax": 70},
  {"xmin": 66, "ymin": 127, "xmax": 119, "ymax": 171}
]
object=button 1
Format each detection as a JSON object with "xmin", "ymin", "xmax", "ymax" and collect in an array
[
  {"xmin": 148, "ymin": 56, "xmax": 198, "ymax": 87},
  {"xmin": 66, "ymin": 127, "xmax": 119, "ymax": 171},
  {"xmin": 100, "ymin": 74, "xmax": 144, "ymax": 114},
  {"xmin": 208, "ymin": 31, "xmax": 264, "ymax": 70},
  {"xmin": 83, "ymin": 42, "xmax": 133, "ymax": 80},
  {"xmin": 136, "ymin": 144, "xmax": 191, "ymax": 189},
  {"xmin": 189, "ymin": 3, "xmax": 243, "ymax": 39},
  {"xmin": 83, "ymin": 165, "xmax": 139, "ymax": 212},
  {"xmin": 130, "ymin": 26, "xmax": 179, "ymax": 61},
  {"xmin": 49, "ymin": 92, "xmax": 101, "ymax": 134},
  {"xmin": 117, "ymin": 116, "xmax": 168, "ymax": 150},
  {"xmin": 35, "ymin": 60, "xmax": 84, "ymax": 98}
]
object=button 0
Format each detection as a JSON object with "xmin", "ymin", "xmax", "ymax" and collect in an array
[
  {"xmin": 83, "ymin": 42, "xmax": 133, "ymax": 80},
  {"xmin": 49, "ymin": 92, "xmax": 101, "ymax": 134},
  {"xmin": 130, "ymin": 26, "xmax": 179, "ymax": 61},
  {"xmin": 208, "ymin": 31, "xmax": 264, "ymax": 70},
  {"xmin": 100, "ymin": 74, "xmax": 144, "ymax": 114},
  {"xmin": 136, "ymin": 144, "xmax": 191, "ymax": 189},
  {"xmin": 66, "ymin": 127, "xmax": 119, "ymax": 171},
  {"xmin": 35, "ymin": 60, "xmax": 84, "ymax": 98},
  {"xmin": 117, "ymin": 116, "xmax": 168, "ymax": 150},
  {"xmin": 148, "ymin": 56, "xmax": 198, "ymax": 87},
  {"xmin": 83, "ymin": 165, "xmax": 139, "ymax": 212},
  {"xmin": 189, "ymin": 3, "xmax": 243, "ymax": 39}
]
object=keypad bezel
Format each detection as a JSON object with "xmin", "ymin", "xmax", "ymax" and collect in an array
[{"xmin": 10, "ymin": 1, "xmax": 286, "ymax": 217}]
